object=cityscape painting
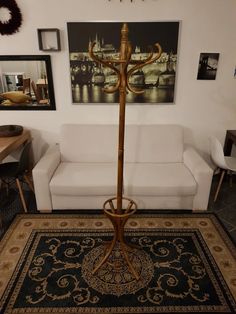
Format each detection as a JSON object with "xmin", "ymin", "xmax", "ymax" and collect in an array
[{"xmin": 67, "ymin": 22, "xmax": 179, "ymax": 104}]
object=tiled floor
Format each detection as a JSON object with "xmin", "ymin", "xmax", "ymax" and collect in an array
[{"xmin": 208, "ymin": 173, "xmax": 236, "ymax": 242}]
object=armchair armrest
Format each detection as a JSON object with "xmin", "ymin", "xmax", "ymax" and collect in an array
[
  {"xmin": 183, "ymin": 147, "xmax": 213, "ymax": 210},
  {"xmin": 32, "ymin": 144, "xmax": 60, "ymax": 212}
]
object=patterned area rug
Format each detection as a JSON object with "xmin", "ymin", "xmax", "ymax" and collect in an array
[{"xmin": 0, "ymin": 213, "xmax": 236, "ymax": 313}]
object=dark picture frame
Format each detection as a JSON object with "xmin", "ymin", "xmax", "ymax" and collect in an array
[
  {"xmin": 37, "ymin": 29, "xmax": 61, "ymax": 52},
  {"xmin": 67, "ymin": 21, "xmax": 180, "ymax": 104},
  {"xmin": 0, "ymin": 55, "xmax": 56, "ymax": 110},
  {"xmin": 197, "ymin": 53, "xmax": 220, "ymax": 80}
]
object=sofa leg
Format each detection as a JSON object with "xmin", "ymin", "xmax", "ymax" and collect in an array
[
  {"xmin": 38, "ymin": 209, "xmax": 53, "ymax": 213},
  {"xmin": 192, "ymin": 208, "xmax": 205, "ymax": 211}
]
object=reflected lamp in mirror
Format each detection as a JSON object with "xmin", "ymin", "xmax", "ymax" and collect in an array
[
  {"xmin": 37, "ymin": 28, "xmax": 61, "ymax": 51},
  {"xmin": 0, "ymin": 55, "xmax": 56, "ymax": 110}
]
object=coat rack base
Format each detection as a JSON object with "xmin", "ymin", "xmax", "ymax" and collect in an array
[{"xmin": 92, "ymin": 196, "xmax": 140, "ymax": 280}]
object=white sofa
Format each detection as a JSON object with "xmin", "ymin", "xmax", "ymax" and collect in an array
[{"xmin": 32, "ymin": 124, "xmax": 213, "ymax": 212}]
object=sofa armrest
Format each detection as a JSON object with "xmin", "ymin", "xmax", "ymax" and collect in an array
[
  {"xmin": 183, "ymin": 147, "xmax": 213, "ymax": 210},
  {"xmin": 32, "ymin": 144, "xmax": 60, "ymax": 212}
]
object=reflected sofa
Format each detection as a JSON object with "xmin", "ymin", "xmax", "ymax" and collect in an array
[{"xmin": 32, "ymin": 124, "xmax": 213, "ymax": 212}]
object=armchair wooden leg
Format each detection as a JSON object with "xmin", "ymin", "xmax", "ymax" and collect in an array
[
  {"xmin": 229, "ymin": 170, "xmax": 233, "ymax": 188},
  {"xmin": 16, "ymin": 178, "xmax": 27, "ymax": 213},
  {"xmin": 1, "ymin": 180, "xmax": 9, "ymax": 196},
  {"xmin": 214, "ymin": 170, "xmax": 225, "ymax": 202},
  {"xmin": 24, "ymin": 174, "xmax": 34, "ymax": 192},
  {"xmin": 6, "ymin": 182, "xmax": 9, "ymax": 196}
]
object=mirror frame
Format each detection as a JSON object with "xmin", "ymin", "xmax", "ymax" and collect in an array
[{"xmin": 0, "ymin": 55, "xmax": 56, "ymax": 110}]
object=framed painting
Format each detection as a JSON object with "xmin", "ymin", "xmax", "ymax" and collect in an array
[
  {"xmin": 197, "ymin": 53, "xmax": 220, "ymax": 80},
  {"xmin": 67, "ymin": 21, "xmax": 179, "ymax": 104}
]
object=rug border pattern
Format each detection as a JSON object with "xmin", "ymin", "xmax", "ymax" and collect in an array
[{"xmin": 0, "ymin": 212, "xmax": 235, "ymax": 313}]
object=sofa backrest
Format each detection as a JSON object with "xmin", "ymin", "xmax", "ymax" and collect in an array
[
  {"xmin": 60, "ymin": 124, "xmax": 118, "ymax": 162},
  {"xmin": 125, "ymin": 125, "xmax": 183, "ymax": 163},
  {"xmin": 60, "ymin": 124, "xmax": 184, "ymax": 163}
]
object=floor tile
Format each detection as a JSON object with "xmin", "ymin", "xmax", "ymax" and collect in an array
[
  {"xmin": 215, "ymin": 206, "xmax": 236, "ymax": 228},
  {"xmin": 217, "ymin": 217, "xmax": 236, "ymax": 232},
  {"xmin": 229, "ymin": 228, "xmax": 236, "ymax": 243}
]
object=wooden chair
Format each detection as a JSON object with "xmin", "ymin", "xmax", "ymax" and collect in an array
[
  {"xmin": 31, "ymin": 81, "xmax": 49, "ymax": 105},
  {"xmin": 0, "ymin": 141, "xmax": 34, "ymax": 213}
]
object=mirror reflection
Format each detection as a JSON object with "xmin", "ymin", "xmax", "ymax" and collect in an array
[{"xmin": 0, "ymin": 56, "xmax": 55, "ymax": 110}]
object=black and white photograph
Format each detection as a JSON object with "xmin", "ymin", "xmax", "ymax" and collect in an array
[
  {"xmin": 67, "ymin": 22, "xmax": 179, "ymax": 104},
  {"xmin": 197, "ymin": 53, "xmax": 220, "ymax": 80}
]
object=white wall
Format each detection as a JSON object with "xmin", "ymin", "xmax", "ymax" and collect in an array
[{"xmin": 0, "ymin": 0, "xmax": 236, "ymax": 163}]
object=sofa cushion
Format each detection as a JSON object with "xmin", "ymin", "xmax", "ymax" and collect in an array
[
  {"xmin": 50, "ymin": 162, "xmax": 117, "ymax": 196},
  {"xmin": 124, "ymin": 163, "xmax": 197, "ymax": 196},
  {"xmin": 60, "ymin": 124, "xmax": 118, "ymax": 163},
  {"xmin": 125, "ymin": 125, "xmax": 184, "ymax": 163}
]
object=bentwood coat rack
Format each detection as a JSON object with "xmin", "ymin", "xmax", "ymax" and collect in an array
[{"xmin": 89, "ymin": 23, "xmax": 162, "ymax": 280}]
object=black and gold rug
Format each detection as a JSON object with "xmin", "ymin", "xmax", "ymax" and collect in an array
[{"xmin": 0, "ymin": 213, "xmax": 236, "ymax": 313}]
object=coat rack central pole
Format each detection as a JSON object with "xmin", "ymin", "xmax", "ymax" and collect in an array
[{"xmin": 117, "ymin": 23, "xmax": 129, "ymax": 214}]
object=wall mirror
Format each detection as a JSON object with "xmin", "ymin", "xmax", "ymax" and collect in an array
[{"xmin": 0, "ymin": 55, "xmax": 56, "ymax": 110}]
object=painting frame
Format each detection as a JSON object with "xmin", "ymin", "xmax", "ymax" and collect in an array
[
  {"xmin": 0, "ymin": 55, "xmax": 56, "ymax": 111},
  {"xmin": 197, "ymin": 52, "xmax": 220, "ymax": 80},
  {"xmin": 67, "ymin": 21, "xmax": 180, "ymax": 104}
]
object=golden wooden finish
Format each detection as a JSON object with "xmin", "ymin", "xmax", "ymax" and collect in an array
[
  {"xmin": 92, "ymin": 197, "xmax": 138, "ymax": 279},
  {"xmin": 89, "ymin": 23, "xmax": 162, "ymax": 280},
  {"xmin": 16, "ymin": 178, "xmax": 27, "ymax": 213},
  {"xmin": 214, "ymin": 169, "xmax": 226, "ymax": 202},
  {"xmin": 23, "ymin": 174, "xmax": 34, "ymax": 192}
]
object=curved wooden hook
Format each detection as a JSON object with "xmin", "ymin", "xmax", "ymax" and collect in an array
[
  {"xmin": 127, "ymin": 43, "xmax": 162, "ymax": 94},
  {"xmin": 100, "ymin": 40, "xmax": 132, "ymax": 93},
  {"xmin": 89, "ymin": 42, "xmax": 121, "ymax": 93}
]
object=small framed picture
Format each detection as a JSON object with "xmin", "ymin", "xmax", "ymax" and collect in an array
[
  {"xmin": 197, "ymin": 53, "xmax": 220, "ymax": 80},
  {"xmin": 37, "ymin": 28, "xmax": 61, "ymax": 51}
]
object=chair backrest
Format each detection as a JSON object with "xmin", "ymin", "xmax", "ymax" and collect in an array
[
  {"xmin": 23, "ymin": 78, "xmax": 31, "ymax": 95},
  {"xmin": 31, "ymin": 81, "xmax": 40, "ymax": 103},
  {"xmin": 210, "ymin": 136, "xmax": 228, "ymax": 169},
  {"xmin": 17, "ymin": 141, "xmax": 32, "ymax": 175}
]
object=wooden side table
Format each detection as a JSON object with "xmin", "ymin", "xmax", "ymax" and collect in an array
[{"xmin": 0, "ymin": 129, "xmax": 31, "ymax": 162}]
